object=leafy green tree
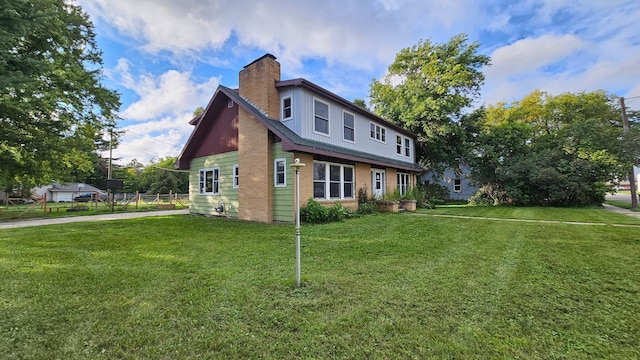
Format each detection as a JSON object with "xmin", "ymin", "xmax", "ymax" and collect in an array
[
  {"xmin": 468, "ymin": 90, "xmax": 637, "ymax": 206},
  {"xmin": 352, "ymin": 98, "xmax": 368, "ymax": 110},
  {"xmin": 369, "ymin": 33, "xmax": 490, "ymax": 171},
  {"xmin": 0, "ymin": 0, "xmax": 120, "ymax": 193},
  {"xmin": 138, "ymin": 157, "xmax": 188, "ymax": 194}
]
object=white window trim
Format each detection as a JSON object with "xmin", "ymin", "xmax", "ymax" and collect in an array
[
  {"xmin": 453, "ymin": 178, "xmax": 462, "ymax": 193},
  {"xmin": 274, "ymin": 158, "xmax": 287, "ymax": 187},
  {"xmin": 397, "ymin": 172, "xmax": 410, "ymax": 196},
  {"xmin": 313, "ymin": 97, "xmax": 330, "ymax": 136},
  {"xmin": 404, "ymin": 137, "xmax": 411, "ymax": 157},
  {"xmin": 199, "ymin": 167, "xmax": 220, "ymax": 195},
  {"xmin": 342, "ymin": 110, "xmax": 355, "ymax": 143},
  {"xmin": 227, "ymin": 99, "xmax": 234, "ymax": 108},
  {"xmin": 313, "ymin": 161, "xmax": 355, "ymax": 200},
  {"xmin": 232, "ymin": 164, "xmax": 239, "ymax": 189},
  {"xmin": 282, "ymin": 96, "xmax": 292, "ymax": 121},
  {"xmin": 396, "ymin": 135, "xmax": 403, "ymax": 155},
  {"xmin": 369, "ymin": 122, "xmax": 386, "ymax": 143}
]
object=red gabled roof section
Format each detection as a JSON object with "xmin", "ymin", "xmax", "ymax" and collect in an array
[{"xmin": 176, "ymin": 88, "xmax": 239, "ymax": 170}]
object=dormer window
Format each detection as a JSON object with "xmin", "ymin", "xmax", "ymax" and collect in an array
[{"xmin": 282, "ymin": 97, "xmax": 292, "ymax": 120}]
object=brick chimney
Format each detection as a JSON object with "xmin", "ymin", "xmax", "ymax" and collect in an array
[
  {"xmin": 238, "ymin": 53, "xmax": 281, "ymax": 118},
  {"xmin": 237, "ymin": 54, "xmax": 281, "ymax": 223}
]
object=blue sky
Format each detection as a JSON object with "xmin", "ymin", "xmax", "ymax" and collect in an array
[{"xmin": 77, "ymin": 0, "xmax": 640, "ymax": 165}]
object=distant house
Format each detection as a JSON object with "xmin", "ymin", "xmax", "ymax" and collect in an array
[
  {"xmin": 34, "ymin": 182, "xmax": 103, "ymax": 202},
  {"xmin": 177, "ymin": 54, "xmax": 423, "ymax": 223},
  {"xmin": 422, "ymin": 166, "xmax": 478, "ymax": 201}
]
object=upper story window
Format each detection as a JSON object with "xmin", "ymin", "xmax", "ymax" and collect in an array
[
  {"xmin": 343, "ymin": 111, "xmax": 355, "ymax": 142},
  {"xmin": 233, "ymin": 164, "xmax": 239, "ymax": 188},
  {"xmin": 370, "ymin": 123, "xmax": 386, "ymax": 142},
  {"xmin": 396, "ymin": 135, "xmax": 412, "ymax": 157},
  {"xmin": 274, "ymin": 158, "xmax": 286, "ymax": 187},
  {"xmin": 227, "ymin": 99, "xmax": 234, "ymax": 108},
  {"xmin": 314, "ymin": 99, "xmax": 329, "ymax": 135},
  {"xmin": 282, "ymin": 97, "xmax": 292, "ymax": 120},
  {"xmin": 199, "ymin": 168, "xmax": 220, "ymax": 195}
]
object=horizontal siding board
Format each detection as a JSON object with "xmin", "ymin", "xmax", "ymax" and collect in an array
[
  {"xmin": 189, "ymin": 152, "xmax": 239, "ymax": 217},
  {"xmin": 272, "ymin": 143, "xmax": 294, "ymax": 222}
]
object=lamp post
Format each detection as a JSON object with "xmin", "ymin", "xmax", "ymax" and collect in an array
[{"xmin": 290, "ymin": 158, "xmax": 305, "ymax": 287}]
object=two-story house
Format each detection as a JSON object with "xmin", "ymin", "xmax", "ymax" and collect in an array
[{"xmin": 176, "ymin": 54, "xmax": 423, "ymax": 222}]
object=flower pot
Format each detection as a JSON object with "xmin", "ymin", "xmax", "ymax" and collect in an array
[
  {"xmin": 400, "ymin": 199, "xmax": 417, "ymax": 211},
  {"xmin": 377, "ymin": 201, "xmax": 399, "ymax": 213}
]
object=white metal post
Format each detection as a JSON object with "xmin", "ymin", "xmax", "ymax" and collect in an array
[{"xmin": 290, "ymin": 158, "xmax": 305, "ymax": 287}]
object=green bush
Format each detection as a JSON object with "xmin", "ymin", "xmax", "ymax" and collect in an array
[
  {"xmin": 468, "ymin": 184, "xmax": 511, "ymax": 206},
  {"xmin": 301, "ymin": 199, "xmax": 354, "ymax": 223}
]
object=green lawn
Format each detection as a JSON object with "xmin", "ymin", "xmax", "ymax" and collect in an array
[{"xmin": 1, "ymin": 209, "xmax": 639, "ymax": 359}]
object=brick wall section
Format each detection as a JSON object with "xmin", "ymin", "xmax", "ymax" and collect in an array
[
  {"xmin": 355, "ymin": 163, "xmax": 372, "ymax": 199},
  {"xmin": 238, "ymin": 111, "xmax": 273, "ymax": 222},
  {"xmin": 238, "ymin": 54, "xmax": 281, "ymax": 118}
]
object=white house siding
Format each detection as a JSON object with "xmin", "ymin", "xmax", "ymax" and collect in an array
[
  {"xmin": 189, "ymin": 152, "xmax": 239, "ymax": 217},
  {"xmin": 272, "ymin": 143, "xmax": 294, "ymax": 222},
  {"xmin": 280, "ymin": 88, "xmax": 415, "ymax": 166}
]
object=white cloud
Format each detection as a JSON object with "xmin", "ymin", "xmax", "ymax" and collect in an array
[
  {"xmin": 108, "ymin": 59, "xmax": 220, "ymax": 121},
  {"xmin": 487, "ymin": 34, "xmax": 585, "ymax": 80}
]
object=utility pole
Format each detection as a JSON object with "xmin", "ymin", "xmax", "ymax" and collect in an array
[{"xmin": 620, "ymin": 97, "xmax": 637, "ymax": 209}]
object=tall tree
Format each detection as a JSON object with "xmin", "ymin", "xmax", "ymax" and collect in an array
[
  {"xmin": 369, "ymin": 33, "xmax": 490, "ymax": 171},
  {"xmin": 0, "ymin": 0, "xmax": 120, "ymax": 192},
  {"xmin": 468, "ymin": 90, "xmax": 637, "ymax": 206}
]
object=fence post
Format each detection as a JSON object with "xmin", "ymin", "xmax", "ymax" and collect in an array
[
  {"xmin": 169, "ymin": 190, "xmax": 173, "ymax": 204},
  {"xmin": 135, "ymin": 191, "xmax": 139, "ymax": 209},
  {"xmin": 43, "ymin": 193, "xmax": 47, "ymax": 213}
]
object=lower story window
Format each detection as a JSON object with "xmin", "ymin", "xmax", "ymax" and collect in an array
[
  {"xmin": 313, "ymin": 161, "xmax": 354, "ymax": 200},
  {"xmin": 199, "ymin": 168, "xmax": 220, "ymax": 195},
  {"xmin": 453, "ymin": 178, "xmax": 462, "ymax": 193},
  {"xmin": 397, "ymin": 172, "xmax": 410, "ymax": 196}
]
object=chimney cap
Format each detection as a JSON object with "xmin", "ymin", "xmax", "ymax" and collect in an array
[{"xmin": 243, "ymin": 53, "xmax": 277, "ymax": 68}]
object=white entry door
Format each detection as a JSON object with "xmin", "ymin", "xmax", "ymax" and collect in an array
[{"xmin": 372, "ymin": 169, "xmax": 385, "ymax": 198}]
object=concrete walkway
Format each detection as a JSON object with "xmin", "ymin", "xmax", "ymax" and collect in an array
[{"xmin": 0, "ymin": 209, "xmax": 189, "ymax": 230}]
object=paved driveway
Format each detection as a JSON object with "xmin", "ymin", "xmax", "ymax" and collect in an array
[{"xmin": 0, "ymin": 209, "xmax": 190, "ymax": 230}]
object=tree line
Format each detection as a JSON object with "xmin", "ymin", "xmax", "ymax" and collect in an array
[{"xmin": 369, "ymin": 35, "xmax": 640, "ymax": 207}]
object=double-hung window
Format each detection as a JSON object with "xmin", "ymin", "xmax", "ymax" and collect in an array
[
  {"xmin": 199, "ymin": 168, "xmax": 220, "ymax": 195},
  {"xmin": 397, "ymin": 172, "xmax": 410, "ymax": 196},
  {"xmin": 274, "ymin": 159, "xmax": 286, "ymax": 187},
  {"xmin": 232, "ymin": 164, "xmax": 239, "ymax": 188},
  {"xmin": 314, "ymin": 99, "xmax": 329, "ymax": 135},
  {"xmin": 370, "ymin": 123, "xmax": 386, "ymax": 142},
  {"xmin": 282, "ymin": 97, "xmax": 292, "ymax": 120},
  {"xmin": 343, "ymin": 111, "xmax": 355, "ymax": 142},
  {"xmin": 396, "ymin": 135, "xmax": 402, "ymax": 155},
  {"xmin": 453, "ymin": 178, "xmax": 462, "ymax": 193},
  {"xmin": 404, "ymin": 138, "xmax": 411, "ymax": 157},
  {"xmin": 313, "ymin": 161, "xmax": 354, "ymax": 199}
]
